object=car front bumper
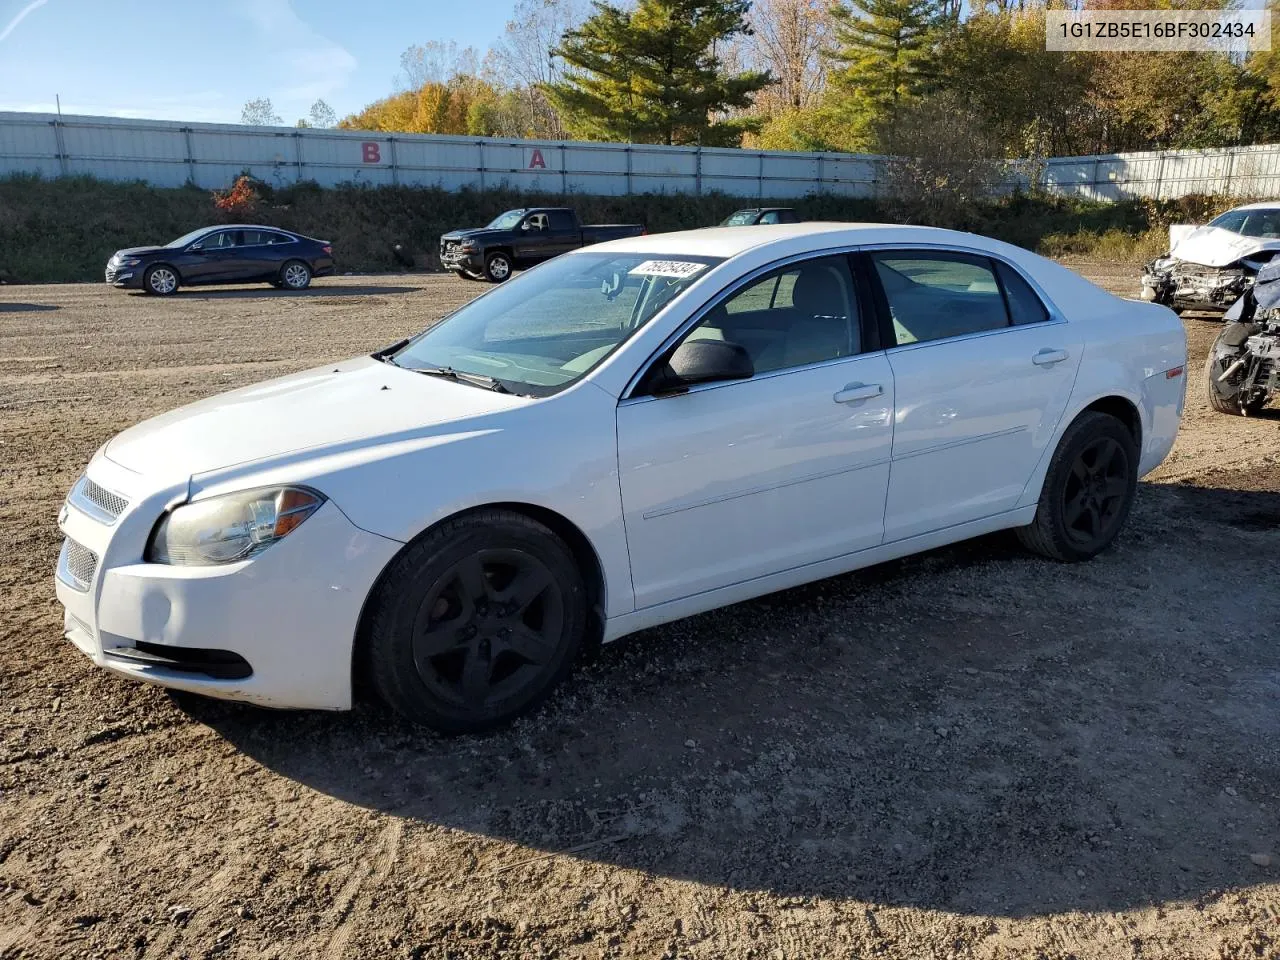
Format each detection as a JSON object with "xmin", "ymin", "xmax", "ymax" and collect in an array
[
  {"xmin": 439, "ymin": 240, "xmax": 481, "ymax": 274},
  {"xmin": 1141, "ymin": 259, "xmax": 1253, "ymax": 312},
  {"xmin": 105, "ymin": 263, "xmax": 143, "ymax": 288},
  {"xmin": 54, "ymin": 456, "xmax": 402, "ymax": 711}
]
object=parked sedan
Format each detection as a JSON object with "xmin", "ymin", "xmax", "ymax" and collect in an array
[
  {"xmin": 58, "ymin": 223, "xmax": 1186, "ymax": 733},
  {"xmin": 106, "ymin": 225, "xmax": 334, "ymax": 295}
]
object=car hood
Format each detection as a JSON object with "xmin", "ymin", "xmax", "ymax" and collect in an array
[
  {"xmin": 104, "ymin": 356, "xmax": 526, "ymax": 480},
  {"xmin": 113, "ymin": 245, "xmax": 168, "ymax": 258},
  {"xmin": 442, "ymin": 228, "xmax": 508, "ymax": 242},
  {"xmin": 1169, "ymin": 226, "xmax": 1280, "ymax": 268}
]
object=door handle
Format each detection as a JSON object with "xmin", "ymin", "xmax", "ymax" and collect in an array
[
  {"xmin": 833, "ymin": 382, "xmax": 883, "ymax": 404},
  {"xmin": 1032, "ymin": 348, "xmax": 1069, "ymax": 366}
]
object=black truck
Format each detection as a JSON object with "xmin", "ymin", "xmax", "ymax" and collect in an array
[{"xmin": 440, "ymin": 208, "xmax": 646, "ymax": 282}]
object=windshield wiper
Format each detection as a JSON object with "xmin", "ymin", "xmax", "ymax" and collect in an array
[{"xmin": 414, "ymin": 365, "xmax": 512, "ymax": 394}]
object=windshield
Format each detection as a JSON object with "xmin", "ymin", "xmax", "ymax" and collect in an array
[
  {"xmin": 1209, "ymin": 209, "xmax": 1280, "ymax": 238},
  {"xmin": 167, "ymin": 227, "xmax": 211, "ymax": 248},
  {"xmin": 720, "ymin": 210, "xmax": 758, "ymax": 226},
  {"xmin": 390, "ymin": 251, "xmax": 723, "ymax": 395},
  {"xmin": 486, "ymin": 209, "xmax": 528, "ymax": 230}
]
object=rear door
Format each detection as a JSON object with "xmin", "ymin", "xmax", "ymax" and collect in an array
[
  {"xmin": 232, "ymin": 229, "xmax": 277, "ymax": 280},
  {"xmin": 616, "ymin": 254, "xmax": 895, "ymax": 609},
  {"xmin": 865, "ymin": 249, "xmax": 1083, "ymax": 542}
]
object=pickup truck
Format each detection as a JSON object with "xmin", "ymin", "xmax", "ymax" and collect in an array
[{"xmin": 440, "ymin": 208, "xmax": 646, "ymax": 282}]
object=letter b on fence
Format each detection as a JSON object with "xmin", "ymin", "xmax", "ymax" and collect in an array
[{"xmin": 362, "ymin": 142, "xmax": 381, "ymax": 164}]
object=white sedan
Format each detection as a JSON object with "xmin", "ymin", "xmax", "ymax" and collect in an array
[{"xmin": 56, "ymin": 224, "xmax": 1187, "ymax": 733}]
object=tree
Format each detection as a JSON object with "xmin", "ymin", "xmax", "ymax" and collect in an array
[
  {"xmin": 339, "ymin": 77, "xmax": 503, "ymax": 136},
  {"xmin": 398, "ymin": 41, "xmax": 481, "ymax": 89},
  {"xmin": 545, "ymin": 0, "xmax": 773, "ymax": 146},
  {"xmin": 825, "ymin": 0, "xmax": 942, "ymax": 147},
  {"xmin": 747, "ymin": 0, "xmax": 832, "ymax": 111},
  {"xmin": 490, "ymin": 0, "xmax": 587, "ymax": 137},
  {"xmin": 241, "ymin": 97, "xmax": 282, "ymax": 126},
  {"xmin": 308, "ymin": 99, "xmax": 338, "ymax": 128}
]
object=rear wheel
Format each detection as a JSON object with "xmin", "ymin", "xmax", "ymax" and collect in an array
[
  {"xmin": 280, "ymin": 260, "xmax": 312, "ymax": 290},
  {"xmin": 143, "ymin": 265, "xmax": 179, "ymax": 296},
  {"xmin": 1017, "ymin": 411, "xmax": 1138, "ymax": 562},
  {"xmin": 366, "ymin": 510, "xmax": 587, "ymax": 734}
]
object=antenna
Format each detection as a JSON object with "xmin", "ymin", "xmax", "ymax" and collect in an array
[{"xmin": 55, "ymin": 93, "xmax": 62, "ymax": 117}]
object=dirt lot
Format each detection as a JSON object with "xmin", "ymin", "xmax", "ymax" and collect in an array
[{"xmin": 2, "ymin": 266, "xmax": 1278, "ymax": 960}]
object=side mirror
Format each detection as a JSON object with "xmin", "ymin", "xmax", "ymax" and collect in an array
[{"xmin": 649, "ymin": 339, "xmax": 753, "ymax": 395}]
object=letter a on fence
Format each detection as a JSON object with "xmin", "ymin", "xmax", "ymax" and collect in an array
[{"xmin": 528, "ymin": 148, "xmax": 546, "ymax": 170}]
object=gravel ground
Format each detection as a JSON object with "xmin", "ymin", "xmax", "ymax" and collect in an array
[{"xmin": 2, "ymin": 266, "xmax": 1279, "ymax": 960}]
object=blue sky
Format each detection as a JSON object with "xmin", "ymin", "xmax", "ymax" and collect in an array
[{"xmin": 0, "ymin": 0, "xmax": 520, "ymax": 124}]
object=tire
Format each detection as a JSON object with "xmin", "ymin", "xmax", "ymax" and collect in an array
[
  {"xmin": 143, "ymin": 264, "xmax": 179, "ymax": 296},
  {"xmin": 365, "ymin": 509, "xmax": 588, "ymax": 734},
  {"xmin": 484, "ymin": 252, "xmax": 513, "ymax": 283},
  {"xmin": 1016, "ymin": 411, "xmax": 1139, "ymax": 562},
  {"xmin": 279, "ymin": 260, "xmax": 312, "ymax": 290},
  {"xmin": 1205, "ymin": 324, "xmax": 1267, "ymax": 416}
]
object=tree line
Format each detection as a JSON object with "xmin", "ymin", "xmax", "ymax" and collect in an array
[{"xmin": 242, "ymin": 0, "xmax": 1280, "ymax": 160}]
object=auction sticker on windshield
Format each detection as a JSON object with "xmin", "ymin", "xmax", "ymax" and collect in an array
[{"xmin": 628, "ymin": 260, "xmax": 708, "ymax": 279}]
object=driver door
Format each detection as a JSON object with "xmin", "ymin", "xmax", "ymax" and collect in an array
[
  {"xmin": 615, "ymin": 255, "xmax": 895, "ymax": 609},
  {"xmin": 183, "ymin": 230, "xmax": 241, "ymax": 283},
  {"xmin": 514, "ymin": 213, "xmax": 550, "ymax": 265}
]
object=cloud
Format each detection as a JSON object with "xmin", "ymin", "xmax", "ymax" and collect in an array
[
  {"xmin": 0, "ymin": 0, "xmax": 48, "ymax": 44},
  {"xmin": 234, "ymin": 0, "xmax": 356, "ymax": 103}
]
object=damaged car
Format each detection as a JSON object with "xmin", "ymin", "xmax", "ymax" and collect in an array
[
  {"xmin": 1141, "ymin": 203, "xmax": 1280, "ymax": 314},
  {"xmin": 1205, "ymin": 258, "xmax": 1280, "ymax": 416}
]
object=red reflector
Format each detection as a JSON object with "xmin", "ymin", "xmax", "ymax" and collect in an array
[
  {"xmin": 1166, "ymin": 366, "xmax": 1183, "ymax": 379},
  {"xmin": 322, "ymin": 245, "xmax": 332, "ymax": 255}
]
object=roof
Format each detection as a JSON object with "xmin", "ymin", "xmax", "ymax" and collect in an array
[
  {"xmin": 1228, "ymin": 202, "xmax": 1280, "ymax": 212},
  {"xmin": 586, "ymin": 222, "xmax": 997, "ymax": 260}
]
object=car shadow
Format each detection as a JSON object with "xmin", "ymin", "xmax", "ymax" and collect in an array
[
  {"xmin": 126, "ymin": 285, "xmax": 418, "ymax": 300},
  {"xmin": 0, "ymin": 302, "xmax": 59, "ymax": 313},
  {"xmin": 185, "ymin": 479, "xmax": 1280, "ymax": 918}
]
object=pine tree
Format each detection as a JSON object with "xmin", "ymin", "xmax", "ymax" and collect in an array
[
  {"xmin": 545, "ymin": 0, "xmax": 773, "ymax": 146},
  {"xmin": 826, "ymin": 0, "xmax": 941, "ymax": 141}
]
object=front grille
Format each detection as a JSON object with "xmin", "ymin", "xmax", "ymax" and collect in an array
[
  {"xmin": 58, "ymin": 538, "xmax": 98, "ymax": 591},
  {"xmin": 80, "ymin": 476, "xmax": 128, "ymax": 520},
  {"xmin": 69, "ymin": 475, "xmax": 128, "ymax": 523}
]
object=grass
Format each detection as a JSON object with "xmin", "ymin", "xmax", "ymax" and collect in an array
[{"xmin": 0, "ymin": 173, "xmax": 1249, "ymax": 284}]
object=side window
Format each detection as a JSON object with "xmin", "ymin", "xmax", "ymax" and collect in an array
[
  {"xmin": 240, "ymin": 230, "xmax": 264, "ymax": 246},
  {"xmin": 778, "ymin": 210, "xmax": 799, "ymax": 224},
  {"xmin": 548, "ymin": 210, "xmax": 576, "ymax": 231},
  {"xmin": 758, "ymin": 211, "xmax": 780, "ymax": 225},
  {"xmin": 523, "ymin": 213, "xmax": 548, "ymax": 232},
  {"xmin": 265, "ymin": 232, "xmax": 292, "ymax": 245},
  {"xmin": 679, "ymin": 255, "xmax": 859, "ymax": 375},
  {"xmin": 872, "ymin": 252, "xmax": 1008, "ymax": 346},
  {"xmin": 996, "ymin": 262, "xmax": 1050, "ymax": 325},
  {"xmin": 197, "ymin": 231, "xmax": 235, "ymax": 250}
]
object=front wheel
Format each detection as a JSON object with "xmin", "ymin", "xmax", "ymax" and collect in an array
[
  {"xmin": 365, "ymin": 510, "xmax": 588, "ymax": 734},
  {"xmin": 1206, "ymin": 323, "xmax": 1268, "ymax": 416},
  {"xmin": 279, "ymin": 260, "xmax": 312, "ymax": 290},
  {"xmin": 1017, "ymin": 411, "xmax": 1138, "ymax": 562},
  {"xmin": 484, "ymin": 252, "xmax": 512, "ymax": 283},
  {"xmin": 143, "ymin": 265, "xmax": 179, "ymax": 296}
]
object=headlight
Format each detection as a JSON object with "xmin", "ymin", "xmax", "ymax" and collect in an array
[
  {"xmin": 459, "ymin": 241, "xmax": 478, "ymax": 252},
  {"xmin": 147, "ymin": 486, "xmax": 325, "ymax": 565},
  {"xmin": 119, "ymin": 257, "xmax": 142, "ymax": 267}
]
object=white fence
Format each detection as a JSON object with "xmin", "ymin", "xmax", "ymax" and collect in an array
[
  {"xmin": 3, "ymin": 111, "xmax": 1280, "ymax": 201},
  {"xmin": 0, "ymin": 112, "xmax": 882, "ymax": 199}
]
